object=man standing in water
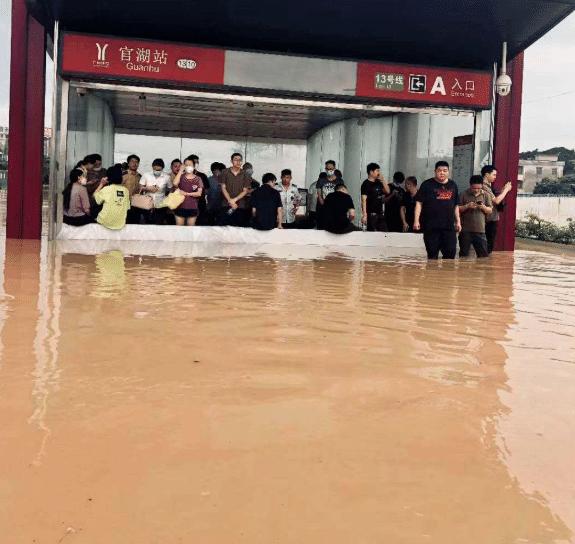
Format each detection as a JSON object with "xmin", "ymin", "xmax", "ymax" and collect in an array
[
  {"xmin": 413, "ymin": 161, "xmax": 461, "ymax": 259},
  {"xmin": 360, "ymin": 162, "xmax": 390, "ymax": 231},
  {"xmin": 481, "ymin": 165, "xmax": 513, "ymax": 254}
]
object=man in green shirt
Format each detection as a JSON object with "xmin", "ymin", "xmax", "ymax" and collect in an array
[
  {"xmin": 458, "ymin": 175, "xmax": 493, "ymax": 258},
  {"xmin": 94, "ymin": 165, "xmax": 131, "ymax": 230}
]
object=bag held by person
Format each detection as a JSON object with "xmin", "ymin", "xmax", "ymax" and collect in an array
[
  {"xmin": 159, "ymin": 189, "xmax": 185, "ymax": 210},
  {"xmin": 131, "ymin": 191, "xmax": 154, "ymax": 210}
]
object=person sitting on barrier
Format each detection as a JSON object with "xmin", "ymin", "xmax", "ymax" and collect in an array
[
  {"xmin": 86, "ymin": 154, "xmax": 107, "ymax": 195},
  {"xmin": 323, "ymin": 183, "xmax": 357, "ymax": 234},
  {"xmin": 220, "ymin": 152, "xmax": 252, "ymax": 227},
  {"xmin": 251, "ymin": 173, "xmax": 283, "ymax": 231},
  {"xmin": 458, "ymin": 175, "xmax": 493, "ymax": 258},
  {"xmin": 94, "ymin": 164, "xmax": 131, "ymax": 230},
  {"xmin": 401, "ymin": 176, "xmax": 418, "ymax": 232},
  {"xmin": 361, "ymin": 162, "xmax": 390, "ymax": 232},
  {"xmin": 63, "ymin": 168, "xmax": 93, "ymax": 227},
  {"xmin": 139, "ymin": 158, "xmax": 172, "ymax": 225},
  {"xmin": 171, "ymin": 156, "xmax": 204, "ymax": 226}
]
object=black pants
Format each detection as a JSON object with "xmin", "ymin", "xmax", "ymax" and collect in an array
[
  {"xmin": 459, "ymin": 231, "xmax": 489, "ymax": 258},
  {"xmin": 423, "ymin": 229, "xmax": 457, "ymax": 260},
  {"xmin": 219, "ymin": 207, "xmax": 250, "ymax": 227},
  {"xmin": 367, "ymin": 213, "xmax": 387, "ymax": 232},
  {"xmin": 63, "ymin": 214, "xmax": 93, "ymax": 227},
  {"xmin": 485, "ymin": 221, "xmax": 498, "ymax": 254}
]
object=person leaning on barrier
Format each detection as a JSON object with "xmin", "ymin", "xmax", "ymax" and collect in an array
[
  {"xmin": 139, "ymin": 158, "xmax": 172, "ymax": 225},
  {"xmin": 481, "ymin": 165, "xmax": 513, "ymax": 254},
  {"xmin": 62, "ymin": 168, "xmax": 93, "ymax": 227},
  {"xmin": 94, "ymin": 164, "xmax": 131, "ymax": 230},
  {"xmin": 361, "ymin": 162, "xmax": 390, "ymax": 232},
  {"xmin": 413, "ymin": 161, "xmax": 461, "ymax": 260},
  {"xmin": 251, "ymin": 173, "xmax": 283, "ymax": 231},
  {"xmin": 458, "ymin": 175, "xmax": 493, "ymax": 258},
  {"xmin": 400, "ymin": 176, "xmax": 418, "ymax": 232},
  {"xmin": 323, "ymin": 183, "xmax": 357, "ymax": 234},
  {"xmin": 205, "ymin": 161, "xmax": 225, "ymax": 225}
]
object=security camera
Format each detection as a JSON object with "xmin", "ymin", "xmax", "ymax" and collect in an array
[
  {"xmin": 76, "ymin": 87, "xmax": 87, "ymax": 97},
  {"xmin": 495, "ymin": 74, "xmax": 512, "ymax": 97}
]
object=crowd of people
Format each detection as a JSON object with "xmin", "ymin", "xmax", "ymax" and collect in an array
[{"xmin": 63, "ymin": 151, "xmax": 512, "ymax": 259}]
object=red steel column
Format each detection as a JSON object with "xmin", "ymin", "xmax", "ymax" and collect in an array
[
  {"xmin": 7, "ymin": 0, "xmax": 46, "ymax": 239},
  {"xmin": 493, "ymin": 52, "xmax": 524, "ymax": 252}
]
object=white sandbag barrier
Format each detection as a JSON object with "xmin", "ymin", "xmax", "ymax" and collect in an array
[{"xmin": 58, "ymin": 224, "xmax": 425, "ymax": 249}]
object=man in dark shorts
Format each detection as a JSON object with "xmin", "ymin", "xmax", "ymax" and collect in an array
[
  {"xmin": 323, "ymin": 183, "xmax": 356, "ymax": 234},
  {"xmin": 360, "ymin": 162, "xmax": 390, "ymax": 231},
  {"xmin": 220, "ymin": 152, "xmax": 252, "ymax": 227},
  {"xmin": 251, "ymin": 173, "xmax": 283, "ymax": 230},
  {"xmin": 400, "ymin": 176, "xmax": 418, "ymax": 232},
  {"xmin": 413, "ymin": 161, "xmax": 461, "ymax": 259}
]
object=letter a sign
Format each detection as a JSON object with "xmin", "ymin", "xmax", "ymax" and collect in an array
[{"xmin": 430, "ymin": 76, "xmax": 446, "ymax": 96}]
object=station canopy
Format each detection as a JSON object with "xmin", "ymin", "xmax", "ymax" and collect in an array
[{"xmin": 29, "ymin": 0, "xmax": 575, "ymax": 70}]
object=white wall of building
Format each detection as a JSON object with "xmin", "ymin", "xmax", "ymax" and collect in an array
[
  {"xmin": 114, "ymin": 134, "xmax": 307, "ymax": 184},
  {"xmin": 66, "ymin": 92, "xmax": 114, "ymax": 173},
  {"xmin": 516, "ymin": 195, "xmax": 575, "ymax": 226},
  {"xmin": 305, "ymin": 112, "xmax": 476, "ymax": 210}
]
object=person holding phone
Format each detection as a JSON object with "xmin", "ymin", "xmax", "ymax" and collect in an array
[{"xmin": 458, "ymin": 175, "xmax": 493, "ymax": 258}]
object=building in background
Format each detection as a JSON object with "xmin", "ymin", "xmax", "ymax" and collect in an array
[{"xmin": 518, "ymin": 153, "xmax": 565, "ymax": 193}]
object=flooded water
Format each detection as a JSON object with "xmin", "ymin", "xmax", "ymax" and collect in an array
[{"xmin": 0, "ymin": 239, "xmax": 574, "ymax": 543}]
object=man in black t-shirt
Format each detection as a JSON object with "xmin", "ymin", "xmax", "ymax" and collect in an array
[
  {"xmin": 360, "ymin": 162, "xmax": 390, "ymax": 231},
  {"xmin": 251, "ymin": 173, "xmax": 283, "ymax": 230},
  {"xmin": 414, "ymin": 161, "xmax": 461, "ymax": 259},
  {"xmin": 400, "ymin": 176, "xmax": 418, "ymax": 232},
  {"xmin": 384, "ymin": 171, "xmax": 406, "ymax": 232},
  {"xmin": 323, "ymin": 183, "xmax": 356, "ymax": 234}
]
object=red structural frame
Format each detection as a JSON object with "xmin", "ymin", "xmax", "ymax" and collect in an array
[
  {"xmin": 493, "ymin": 53, "xmax": 524, "ymax": 252},
  {"xmin": 7, "ymin": 0, "xmax": 46, "ymax": 240},
  {"xmin": 6, "ymin": 7, "xmax": 524, "ymax": 246}
]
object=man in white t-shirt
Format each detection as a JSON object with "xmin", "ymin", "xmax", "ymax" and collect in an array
[{"xmin": 138, "ymin": 158, "xmax": 172, "ymax": 224}]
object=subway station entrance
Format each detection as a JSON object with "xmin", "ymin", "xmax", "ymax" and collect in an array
[{"xmin": 50, "ymin": 32, "xmax": 494, "ymax": 243}]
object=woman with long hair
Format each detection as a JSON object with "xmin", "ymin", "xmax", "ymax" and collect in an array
[{"xmin": 63, "ymin": 169, "xmax": 93, "ymax": 226}]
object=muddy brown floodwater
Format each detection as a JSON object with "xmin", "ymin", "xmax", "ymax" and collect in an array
[{"xmin": 0, "ymin": 239, "xmax": 574, "ymax": 543}]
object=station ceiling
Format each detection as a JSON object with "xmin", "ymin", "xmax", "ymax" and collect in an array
[
  {"xmin": 88, "ymin": 89, "xmax": 395, "ymax": 140},
  {"xmin": 29, "ymin": 0, "xmax": 575, "ymax": 70}
]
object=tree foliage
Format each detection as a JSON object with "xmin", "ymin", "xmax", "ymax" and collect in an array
[
  {"xmin": 533, "ymin": 175, "xmax": 575, "ymax": 195},
  {"xmin": 516, "ymin": 214, "xmax": 575, "ymax": 245}
]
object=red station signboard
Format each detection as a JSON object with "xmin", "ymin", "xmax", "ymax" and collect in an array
[
  {"xmin": 356, "ymin": 62, "xmax": 492, "ymax": 108},
  {"xmin": 61, "ymin": 33, "xmax": 226, "ymax": 86},
  {"xmin": 62, "ymin": 33, "xmax": 493, "ymax": 110}
]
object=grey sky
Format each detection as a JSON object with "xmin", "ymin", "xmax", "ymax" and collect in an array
[{"xmin": 0, "ymin": 0, "xmax": 573, "ymax": 152}]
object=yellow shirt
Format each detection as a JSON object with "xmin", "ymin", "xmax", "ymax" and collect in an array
[
  {"xmin": 122, "ymin": 171, "xmax": 142, "ymax": 196},
  {"xmin": 94, "ymin": 185, "xmax": 131, "ymax": 230}
]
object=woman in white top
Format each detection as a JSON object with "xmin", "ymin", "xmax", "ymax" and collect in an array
[{"xmin": 138, "ymin": 158, "xmax": 172, "ymax": 224}]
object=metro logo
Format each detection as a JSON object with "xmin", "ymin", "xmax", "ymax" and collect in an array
[{"xmin": 177, "ymin": 59, "xmax": 197, "ymax": 70}]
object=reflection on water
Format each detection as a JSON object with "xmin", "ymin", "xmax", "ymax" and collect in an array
[{"xmin": 0, "ymin": 239, "xmax": 574, "ymax": 543}]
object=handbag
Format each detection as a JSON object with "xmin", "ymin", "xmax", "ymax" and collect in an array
[
  {"xmin": 131, "ymin": 190, "xmax": 154, "ymax": 210},
  {"xmin": 159, "ymin": 189, "xmax": 186, "ymax": 210}
]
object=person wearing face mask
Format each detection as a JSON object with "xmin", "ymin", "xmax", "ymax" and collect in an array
[
  {"xmin": 62, "ymin": 168, "xmax": 93, "ymax": 226},
  {"xmin": 316, "ymin": 160, "xmax": 339, "ymax": 229},
  {"xmin": 138, "ymin": 158, "xmax": 172, "ymax": 225},
  {"xmin": 172, "ymin": 155, "xmax": 204, "ymax": 226}
]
